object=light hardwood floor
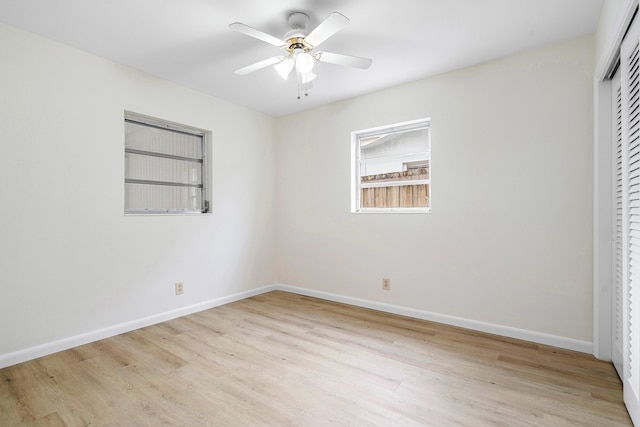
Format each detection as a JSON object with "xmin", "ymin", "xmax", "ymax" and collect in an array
[{"xmin": 0, "ymin": 291, "xmax": 632, "ymax": 426}]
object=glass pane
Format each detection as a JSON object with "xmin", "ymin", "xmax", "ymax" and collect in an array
[
  {"xmin": 359, "ymin": 128, "xmax": 429, "ymax": 178},
  {"xmin": 358, "ymin": 126, "xmax": 430, "ymax": 209},
  {"xmin": 125, "ymin": 183, "xmax": 202, "ymax": 212},
  {"xmin": 125, "ymin": 121, "xmax": 202, "ymax": 158},
  {"xmin": 125, "ymin": 153, "xmax": 202, "ymax": 185}
]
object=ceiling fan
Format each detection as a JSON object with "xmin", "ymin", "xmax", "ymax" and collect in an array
[{"xmin": 229, "ymin": 11, "xmax": 372, "ymax": 90}]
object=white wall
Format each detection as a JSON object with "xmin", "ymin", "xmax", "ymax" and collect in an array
[
  {"xmin": 0, "ymin": 23, "xmax": 277, "ymax": 360},
  {"xmin": 276, "ymin": 36, "xmax": 595, "ymax": 342}
]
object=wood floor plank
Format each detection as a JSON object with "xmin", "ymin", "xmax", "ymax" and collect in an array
[{"xmin": 0, "ymin": 291, "xmax": 633, "ymax": 426}]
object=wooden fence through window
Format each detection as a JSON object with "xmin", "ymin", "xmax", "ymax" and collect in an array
[{"xmin": 360, "ymin": 168, "xmax": 429, "ymax": 208}]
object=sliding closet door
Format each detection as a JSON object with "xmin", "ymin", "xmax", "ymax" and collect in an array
[
  {"xmin": 620, "ymin": 14, "xmax": 640, "ymax": 424},
  {"xmin": 613, "ymin": 69, "xmax": 624, "ymax": 380}
]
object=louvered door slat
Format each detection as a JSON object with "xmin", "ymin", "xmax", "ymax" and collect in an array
[
  {"xmin": 614, "ymin": 70, "xmax": 624, "ymax": 380},
  {"xmin": 621, "ymin": 18, "xmax": 640, "ymax": 422}
]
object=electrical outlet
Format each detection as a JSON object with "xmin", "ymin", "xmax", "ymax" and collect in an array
[
  {"xmin": 175, "ymin": 282, "xmax": 184, "ymax": 295},
  {"xmin": 382, "ymin": 278, "xmax": 390, "ymax": 290}
]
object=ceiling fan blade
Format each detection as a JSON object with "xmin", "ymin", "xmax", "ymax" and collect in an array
[
  {"xmin": 314, "ymin": 51, "xmax": 372, "ymax": 69},
  {"xmin": 229, "ymin": 22, "xmax": 286, "ymax": 48},
  {"xmin": 234, "ymin": 56, "xmax": 283, "ymax": 76},
  {"xmin": 304, "ymin": 12, "xmax": 349, "ymax": 48}
]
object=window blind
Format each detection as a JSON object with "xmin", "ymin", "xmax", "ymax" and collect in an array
[{"xmin": 124, "ymin": 117, "xmax": 207, "ymax": 214}]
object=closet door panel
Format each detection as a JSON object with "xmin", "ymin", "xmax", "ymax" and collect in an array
[
  {"xmin": 621, "ymin": 14, "xmax": 640, "ymax": 424},
  {"xmin": 614, "ymin": 69, "xmax": 624, "ymax": 379}
]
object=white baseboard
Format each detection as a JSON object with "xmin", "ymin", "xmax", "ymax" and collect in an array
[
  {"xmin": 273, "ymin": 284, "xmax": 593, "ymax": 354},
  {"xmin": 0, "ymin": 282, "xmax": 593, "ymax": 369},
  {"xmin": 0, "ymin": 285, "xmax": 276, "ymax": 369}
]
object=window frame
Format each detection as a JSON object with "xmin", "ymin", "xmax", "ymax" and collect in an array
[
  {"xmin": 124, "ymin": 112, "xmax": 210, "ymax": 215},
  {"xmin": 351, "ymin": 118, "xmax": 431, "ymax": 214}
]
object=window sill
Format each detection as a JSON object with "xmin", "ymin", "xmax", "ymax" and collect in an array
[
  {"xmin": 352, "ymin": 208, "xmax": 431, "ymax": 214},
  {"xmin": 124, "ymin": 211, "xmax": 209, "ymax": 216}
]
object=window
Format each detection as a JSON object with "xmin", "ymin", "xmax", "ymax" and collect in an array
[
  {"xmin": 351, "ymin": 119, "xmax": 431, "ymax": 213},
  {"xmin": 124, "ymin": 113, "xmax": 209, "ymax": 214}
]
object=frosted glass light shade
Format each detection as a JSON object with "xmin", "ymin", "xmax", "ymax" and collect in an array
[
  {"xmin": 300, "ymin": 71, "xmax": 317, "ymax": 84},
  {"xmin": 274, "ymin": 58, "xmax": 294, "ymax": 80},
  {"xmin": 295, "ymin": 52, "xmax": 315, "ymax": 73}
]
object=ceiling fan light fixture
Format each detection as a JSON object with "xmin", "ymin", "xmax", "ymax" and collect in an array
[
  {"xmin": 230, "ymin": 11, "xmax": 372, "ymax": 99},
  {"xmin": 295, "ymin": 52, "xmax": 315, "ymax": 74},
  {"xmin": 275, "ymin": 58, "xmax": 294, "ymax": 80}
]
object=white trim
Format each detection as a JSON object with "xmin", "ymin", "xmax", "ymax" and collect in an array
[
  {"xmin": 274, "ymin": 284, "xmax": 593, "ymax": 354},
  {"xmin": 355, "ymin": 207, "xmax": 432, "ymax": 214},
  {"xmin": 595, "ymin": 0, "xmax": 638, "ymax": 82},
  {"xmin": 355, "ymin": 118, "xmax": 430, "ymax": 139},
  {"xmin": 594, "ymin": 76, "xmax": 614, "ymax": 361},
  {"xmin": 0, "ymin": 285, "xmax": 276, "ymax": 369},
  {"xmin": 1, "ymin": 282, "xmax": 593, "ymax": 369}
]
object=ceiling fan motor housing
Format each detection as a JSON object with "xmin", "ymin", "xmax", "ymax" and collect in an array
[
  {"xmin": 285, "ymin": 12, "xmax": 313, "ymax": 48},
  {"xmin": 288, "ymin": 12, "xmax": 309, "ymax": 31},
  {"xmin": 286, "ymin": 37, "xmax": 312, "ymax": 53}
]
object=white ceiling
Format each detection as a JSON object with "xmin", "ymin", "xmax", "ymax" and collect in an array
[{"xmin": 0, "ymin": 0, "xmax": 603, "ymax": 117}]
